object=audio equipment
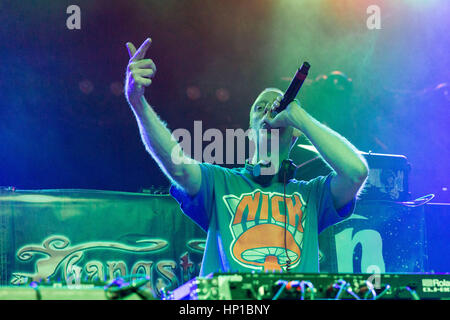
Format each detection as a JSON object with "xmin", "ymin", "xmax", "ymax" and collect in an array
[
  {"xmin": 0, "ymin": 275, "xmax": 156, "ymax": 300},
  {"xmin": 0, "ymin": 286, "xmax": 110, "ymax": 300},
  {"xmin": 3, "ymin": 272, "xmax": 449, "ymax": 300},
  {"xmin": 164, "ymin": 272, "xmax": 450, "ymax": 300}
]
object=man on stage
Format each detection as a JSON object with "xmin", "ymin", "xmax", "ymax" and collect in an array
[{"xmin": 124, "ymin": 38, "xmax": 368, "ymax": 275}]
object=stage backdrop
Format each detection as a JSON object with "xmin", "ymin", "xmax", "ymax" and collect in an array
[
  {"xmin": 0, "ymin": 189, "xmax": 205, "ymax": 296},
  {"xmin": 0, "ymin": 189, "xmax": 443, "ymax": 296},
  {"xmin": 318, "ymin": 201, "xmax": 427, "ymax": 274}
]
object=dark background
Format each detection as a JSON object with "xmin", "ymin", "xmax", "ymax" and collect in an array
[{"xmin": 0, "ymin": 0, "xmax": 449, "ymax": 202}]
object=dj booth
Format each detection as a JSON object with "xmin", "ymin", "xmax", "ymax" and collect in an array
[
  {"xmin": 0, "ymin": 153, "xmax": 449, "ymax": 300},
  {"xmin": 0, "ymin": 190, "xmax": 449, "ymax": 300}
]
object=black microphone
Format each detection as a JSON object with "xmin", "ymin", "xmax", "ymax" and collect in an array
[{"xmin": 276, "ymin": 61, "xmax": 310, "ymax": 113}]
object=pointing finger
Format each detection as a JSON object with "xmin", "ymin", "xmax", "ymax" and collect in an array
[
  {"xmin": 126, "ymin": 42, "xmax": 137, "ymax": 59},
  {"xmin": 131, "ymin": 38, "xmax": 152, "ymax": 61}
]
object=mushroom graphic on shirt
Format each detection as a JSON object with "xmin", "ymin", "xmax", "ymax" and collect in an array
[
  {"xmin": 223, "ymin": 190, "xmax": 305, "ymax": 271},
  {"xmin": 232, "ymin": 223, "xmax": 301, "ymax": 271}
]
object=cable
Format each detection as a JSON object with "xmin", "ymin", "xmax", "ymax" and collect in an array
[
  {"xmin": 283, "ymin": 170, "xmax": 292, "ymax": 271},
  {"xmin": 374, "ymin": 284, "xmax": 391, "ymax": 300},
  {"xmin": 333, "ymin": 279, "xmax": 360, "ymax": 300},
  {"xmin": 362, "ymin": 194, "xmax": 435, "ymax": 207},
  {"xmin": 273, "ymin": 280, "xmax": 316, "ymax": 300},
  {"xmin": 29, "ymin": 281, "xmax": 42, "ymax": 300},
  {"xmin": 345, "ymin": 286, "xmax": 361, "ymax": 300},
  {"xmin": 396, "ymin": 286, "xmax": 420, "ymax": 300},
  {"xmin": 104, "ymin": 274, "xmax": 152, "ymax": 300},
  {"xmin": 272, "ymin": 280, "xmax": 288, "ymax": 300},
  {"xmin": 298, "ymin": 281, "xmax": 315, "ymax": 300},
  {"xmin": 400, "ymin": 194, "xmax": 435, "ymax": 207},
  {"xmin": 363, "ymin": 280, "xmax": 377, "ymax": 300},
  {"xmin": 333, "ymin": 280, "xmax": 347, "ymax": 300}
]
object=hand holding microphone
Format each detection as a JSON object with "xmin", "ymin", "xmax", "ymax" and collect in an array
[{"xmin": 266, "ymin": 61, "xmax": 310, "ymax": 129}]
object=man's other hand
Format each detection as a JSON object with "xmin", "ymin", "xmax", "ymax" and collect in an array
[{"xmin": 125, "ymin": 38, "xmax": 157, "ymax": 104}]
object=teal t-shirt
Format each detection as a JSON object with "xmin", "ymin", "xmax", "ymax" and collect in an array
[{"xmin": 170, "ymin": 162, "xmax": 355, "ymax": 276}]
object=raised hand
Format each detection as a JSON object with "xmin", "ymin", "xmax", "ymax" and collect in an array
[
  {"xmin": 124, "ymin": 38, "xmax": 157, "ymax": 104},
  {"xmin": 265, "ymin": 97, "xmax": 300, "ymax": 130}
]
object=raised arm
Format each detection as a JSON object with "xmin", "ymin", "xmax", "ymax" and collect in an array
[{"xmin": 124, "ymin": 38, "xmax": 201, "ymax": 196}]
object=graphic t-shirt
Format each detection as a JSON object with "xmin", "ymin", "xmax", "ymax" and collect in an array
[{"xmin": 170, "ymin": 162, "xmax": 355, "ymax": 276}]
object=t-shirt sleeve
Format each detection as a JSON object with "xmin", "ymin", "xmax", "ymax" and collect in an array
[
  {"xmin": 307, "ymin": 172, "xmax": 356, "ymax": 234},
  {"xmin": 169, "ymin": 163, "xmax": 216, "ymax": 232}
]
